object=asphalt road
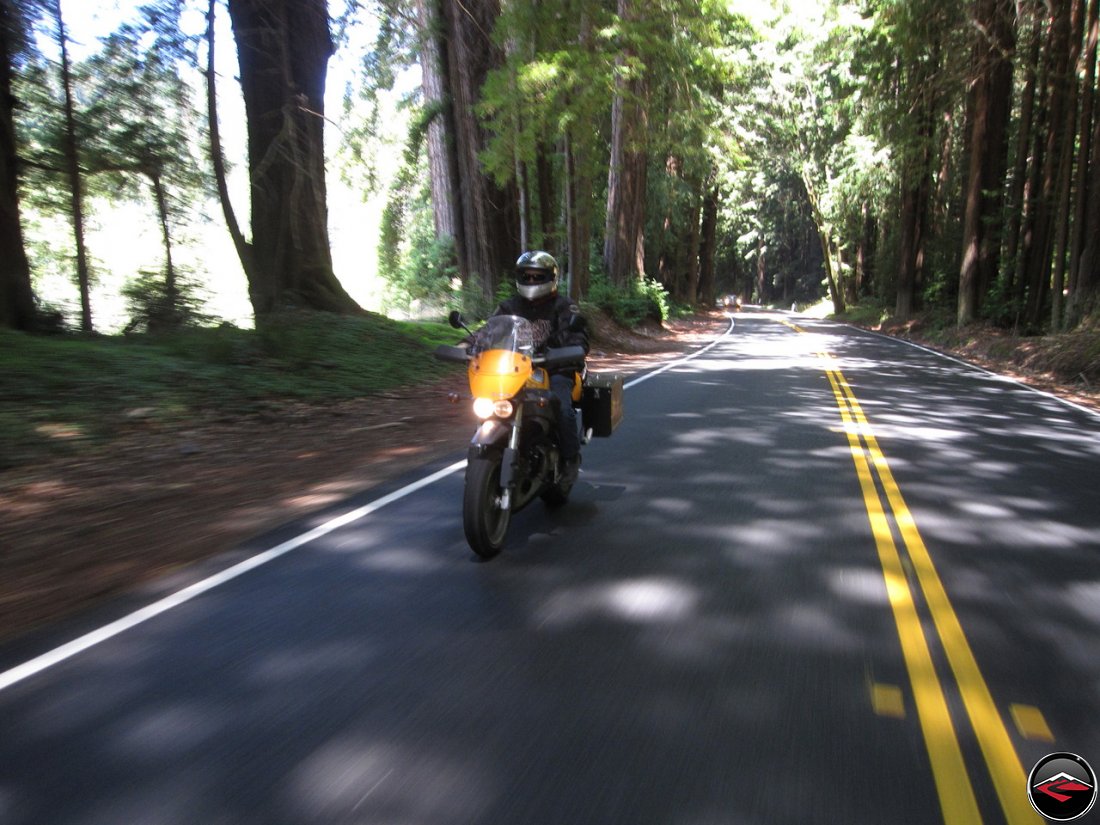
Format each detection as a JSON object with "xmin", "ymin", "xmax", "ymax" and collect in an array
[{"xmin": 2, "ymin": 310, "xmax": 1099, "ymax": 825}]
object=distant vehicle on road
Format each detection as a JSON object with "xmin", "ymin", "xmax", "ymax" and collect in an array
[{"xmin": 720, "ymin": 294, "xmax": 742, "ymax": 311}]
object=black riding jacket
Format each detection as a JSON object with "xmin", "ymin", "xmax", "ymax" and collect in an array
[{"xmin": 494, "ymin": 294, "xmax": 589, "ymax": 371}]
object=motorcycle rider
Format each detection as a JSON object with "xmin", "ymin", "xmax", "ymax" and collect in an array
[{"xmin": 493, "ymin": 251, "xmax": 589, "ymax": 485}]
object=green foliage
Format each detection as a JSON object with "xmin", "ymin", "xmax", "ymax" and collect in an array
[
  {"xmin": 11, "ymin": 3, "xmax": 213, "ymax": 331},
  {"xmin": 376, "ymin": 101, "xmax": 462, "ymax": 318},
  {"xmin": 584, "ymin": 274, "xmax": 669, "ymax": 327},
  {"xmin": 831, "ymin": 300, "xmax": 891, "ymax": 327},
  {"xmin": 0, "ymin": 312, "xmax": 461, "ymax": 468},
  {"xmin": 121, "ymin": 268, "xmax": 212, "ymax": 334}
]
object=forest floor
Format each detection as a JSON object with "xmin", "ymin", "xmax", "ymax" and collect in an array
[{"xmin": 1, "ymin": 307, "xmax": 1097, "ymax": 645}]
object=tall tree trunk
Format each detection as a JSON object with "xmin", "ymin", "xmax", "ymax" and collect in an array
[
  {"xmin": 897, "ymin": 182, "xmax": 921, "ymax": 320},
  {"xmin": 1074, "ymin": 18, "xmax": 1100, "ymax": 317},
  {"xmin": 656, "ymin": 153, "xmax": 677, "ymax": 299},
  {"xmin": 1016, "ymin": 17, "xmax": 1050, "ymax": 315},
  {"xmin": 227, "ymin": 0, "xmax": 360, "ymax": 317},
  {"xmin": 415, "ymin": 0, "xmax": 464, "ymax": 277},
  {"xmin": 51, "ymin": 0, "xmax": 92, "ymax": 332},
  {"xmin": 603, "ymin": 0, "xmax": 648, "ymax": 287},
  {"xmin": 978, "ymin": 1, "xmax": 1016, "ymax": 305},
  {"xmin": 895, "ymin": 45, "xmax": 937, "ymax": 322},
  {"xmin": 150, "ymin": 172, "xmax": 178, "ymax": 323},
  {"xmin": 1024, "ymin": 2, "xmax": 1071, "ymax": 328},
  {"xmin": 0, "ymin": 0, "xmax": 35, "ymax": 330},
  {"xmin": 206, "ymin": 0, "xmax": 255, "ymax": 288},
  {"xmin": 958, "ymin": 0, "xmax": 1016, "ymax": 325},
  {"xmin": 565, "ymin": 130, "xmax": 591, "ymax": 299},
  {"xmin": 755, "ymin": 232, "xmax": 766, "ymax": 304},
  {"xmin": 1067, "ymin": 0, "xmax": 1098, "ymax": 327},
  {"xmin": 563, "ymin": 7, "xmax": 593, "ymax": 300},
  {"xmin": 698, "ymin": 182, "xmax": 718, "ymax": 307},
  {"xmin": 856, "ymin": 201, "xmax": 873, "ymax": 298},
  {"xmin": 1051, "ymin": 0, "xmax": 1085, "ymax": 329},
  {"xmin": 440, "ymin": 0, "xmax": 516, "ymax": 306},
  {"xmin": 802, "ymin": 173, "xmax": 845, "ymax": 314},
  {"xmin": 1004, "ymin": 6, "xmax": 1042, "ymax": 302},
  {"xmin": 684, "ymin": 184, "xmax": 702, "ymax": 306},
  {"xmin": 536, "ymin": 141, "xmax": 555, "ymax": 251}
]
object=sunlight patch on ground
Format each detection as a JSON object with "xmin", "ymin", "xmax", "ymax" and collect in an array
[
  {"xmin": 826, "ymin": 566, "xmax": 889, "ymax": 605},
  {"xmin": 535, "ymin": 578, "xmax": 700, "ymax": 628},
  {"xmin": 116, "ymin": 703, "xmax": 224, "ymax": 756},
  {"xmin": 250, "ymin": 642, "xmax": 376, "ymax": 682},
  {"xmin": 33, "ymin": 422, "xmax": 85, "ymax": 440},
  {"xmin": 355, "ymin": 547, "xmax": 446, "ymax": 573},
  {"xmin": 774, "ymin": 603, "xmax": 866, "ymax": 650},
  {"xmin": 288, "ymin": 739, "xmax": 495, "ymax": 822},
  {"xmin": 1066, "ymin": 581, "xmax": 1100, "ymax": 623}
]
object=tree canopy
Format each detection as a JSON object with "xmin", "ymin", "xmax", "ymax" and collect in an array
[{"xmin": 1, "ymin": 0, "xmax": 1097, "ymax": 333}]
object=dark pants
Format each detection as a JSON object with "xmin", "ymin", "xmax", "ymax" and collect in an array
[{"xmin": 550, "ymin": 374, "xmax": 580, "ymax": 460}]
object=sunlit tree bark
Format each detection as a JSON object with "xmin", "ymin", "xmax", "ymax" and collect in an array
[{"xmin": 227, "ymin": 0, "xmax": 360, "ymax": 316}]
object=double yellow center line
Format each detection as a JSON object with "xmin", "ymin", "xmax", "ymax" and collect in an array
[{"xmin": 792, "ymin": 323, "xmax": 1039, "ymax": 825}]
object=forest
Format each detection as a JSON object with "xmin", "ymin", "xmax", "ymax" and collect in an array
[{"xmin": 0, "ymin": 0, "xmax": 1098, "ymax": 337}]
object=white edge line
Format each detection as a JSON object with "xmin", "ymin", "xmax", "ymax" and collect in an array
[
  {"xmin": 845, "ymin": 323, "xmax": 1100, "ymax": 422},
  {"xmin": 0, "ymin": 318, "xmax": 736, "ymax": 693},
  {"xmin": 0, "ymin": 459, "xmax": 468, "ymax": 693},
  {"xmin": 624, "ymin": 315, "xmax": 735, "ymax": 390}
]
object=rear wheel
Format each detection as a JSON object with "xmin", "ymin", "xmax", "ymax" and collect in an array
[{"xmin": 463, "ymin": 455, "xmax": 510, "ymax": 558}]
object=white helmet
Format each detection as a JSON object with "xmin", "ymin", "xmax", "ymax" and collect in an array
[{"xmin": 515, "ymin": 251, "xmax": 559, "ymax": 300}]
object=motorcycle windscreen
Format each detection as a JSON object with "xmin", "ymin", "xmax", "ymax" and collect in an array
[{"xmin": 469, "ymin": 350, "xmax": 531, "ymax": 399}]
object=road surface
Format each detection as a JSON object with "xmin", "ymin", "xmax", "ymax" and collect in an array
[{"xmin": 2, "ymin": 310, "xmax": 1099, "ymax": 824}]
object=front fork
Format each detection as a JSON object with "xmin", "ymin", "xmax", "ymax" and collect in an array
[
  {"xmin": 497, "ymin": 404, "xmax": 523, "ymax": 511},
  {"xmin": 469, "ymin": 405, "xmax": 524, "ymax": 512}
]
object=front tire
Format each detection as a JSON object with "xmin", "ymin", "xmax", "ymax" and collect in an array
[{"xmin": 463, "ymin": 455, "xmax": 511, "ymax": 559}]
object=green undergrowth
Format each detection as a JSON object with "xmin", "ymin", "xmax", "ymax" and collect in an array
[{"xmin": 0, "ymin": 310, "xmax": 463, "ymax": 470}]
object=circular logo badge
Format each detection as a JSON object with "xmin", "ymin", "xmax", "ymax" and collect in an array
[{"xmin": 1027, "ymin": 752, "xmax": 1097, "ymax": 821}]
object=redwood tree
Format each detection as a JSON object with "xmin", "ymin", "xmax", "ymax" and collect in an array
[
  {"xmin": 603, "ymin": 0, "xmax": 649, "ymax": 288},
  {"xmin": 957, "ymin": 0, "xmax": 1015, "ymax": 325},
  {"xmin": 415, "ymin": 0, "xmax": 462, "ymax": 268},
  {"xmin": 439, "ymin": 0, "xmax": 518, "ymax": 306},
  {"xmin": 0, "ymin": 0, "xmax": 35, "ymax": 330},
  {"xmin": 226, "ymin": 0, "xmax": 360, "ymax": 316}
]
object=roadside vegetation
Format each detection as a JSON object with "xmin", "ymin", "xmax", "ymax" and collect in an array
[
  {"xmin": 824, "ymin": 301, "xmax": 1100, "ymax": 397},
  {"xmin": 0, "ymin": 312, "xmax": 460, "ymax": 470}
]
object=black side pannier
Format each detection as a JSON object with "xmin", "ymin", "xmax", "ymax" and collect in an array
[{"xmin": 582, "ymin": 372, "xmax": 624, "ymax": 437}]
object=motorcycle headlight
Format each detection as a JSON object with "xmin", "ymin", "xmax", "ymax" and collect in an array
[{"xmin": 473, "ymin": 397, "xmax": 513, "ymax": 419}]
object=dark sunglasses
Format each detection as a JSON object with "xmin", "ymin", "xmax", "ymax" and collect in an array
[{"xmin": 518, "ymin": 269, "xmax": 551, "ymax": 284}]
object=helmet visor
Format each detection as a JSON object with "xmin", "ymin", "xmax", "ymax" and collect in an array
[{"xmin": 517, "ymin": 268, "xmax": 553, "ymax": 285}]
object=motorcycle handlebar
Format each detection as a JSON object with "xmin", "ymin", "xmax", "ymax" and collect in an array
[
  {"xmin": 433, "ymin": 344, "xmax": 470, "ymax": 363},
  {"xmin": 540, "ymin": 345, "xmax": 586, "ymax": 370},
  {"xmin": 433, "ymin": 343, "xmax": 586, "ymax": 370}
]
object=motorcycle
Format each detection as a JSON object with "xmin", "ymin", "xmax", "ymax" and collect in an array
[{"xmin": 434, "ymin": 311, "xmax": 589, "ymax": 558}]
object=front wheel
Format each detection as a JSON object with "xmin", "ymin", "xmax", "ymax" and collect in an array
[{"xmin": 463, "ymin": 455, "xmax": 511, "ymax": 558}]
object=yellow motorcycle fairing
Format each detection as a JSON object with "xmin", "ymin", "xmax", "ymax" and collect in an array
[{"xmin": 469, "ymin": 349, "xmax": 532, "ymax": 399}]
